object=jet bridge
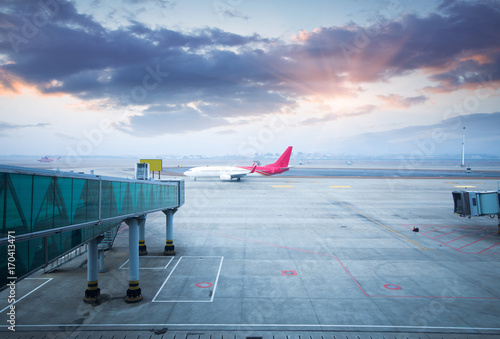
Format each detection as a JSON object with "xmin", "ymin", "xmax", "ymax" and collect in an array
[
  {"xmin": 0, "ymin": 165, "xmax": 184, "ymax": 303},
  {"xmin": 452, "ymin": 184, "xmax": 500, "ymax": 233}
]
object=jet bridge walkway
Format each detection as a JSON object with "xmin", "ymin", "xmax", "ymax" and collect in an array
[{"xmin": 0, "ymin": 165, "xmax": 184, "ymax": 303}]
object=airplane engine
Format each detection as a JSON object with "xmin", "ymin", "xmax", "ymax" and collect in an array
[{"xmin": 219, "ymin": 174, "xmax": 232, "ymax": 181}]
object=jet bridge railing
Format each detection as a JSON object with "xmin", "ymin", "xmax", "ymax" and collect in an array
[{"xmin": 0, "ymin": 165, "xmax": 184, "ymax": 286}]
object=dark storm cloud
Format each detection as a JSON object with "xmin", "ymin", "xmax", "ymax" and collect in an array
[
  {"xmin": 0, "ymin": 0, "xmax": 287, "ymax": 123},
  {"xmin": 0, "ymin": 0, "xmax": 499, "ymax": 135}
]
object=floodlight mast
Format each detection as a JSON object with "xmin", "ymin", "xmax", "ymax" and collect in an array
[{"xmin": 461, "ymin": 126, "xmax": 466, "ymax": 167}]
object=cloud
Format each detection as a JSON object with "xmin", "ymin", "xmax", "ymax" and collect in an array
[
  {"xmin": 299, "ymin": 105, "xmax": 377, "ymax": 126},
  {"xmin": 215, "ymin": 129, "xmax": 237, "ymax": 135},
  {"xmin": 377, "ymin": 94, "xmax": 428, "ymax": 109},
  {"xmin": 0, "ymin": 121, "xmax": 49, "ymax": 135},
  {"xmin": 217, "ymin": 8, "xmax": 249, "ymax": 21},
  {"xmin": 115, "ymin": 106, "xmax": 228, "ymax": 135},
  {"xmin": 353, "ymin": 104, "xmax": 377, "ymax": 116},
  {"xmin": 1, "ymin": 0, "xmax": 499, "ymax": 136},
  {"xmin": 294, "ymin": 1, "xmax": 500, "ymax": 90},
  {"xmin": 54, "ymin": 132, "xmax": 79, "ymax": 141},
  {"xmin": 300, "ymin": 113, "xmax": 338, "ymax": 126}
]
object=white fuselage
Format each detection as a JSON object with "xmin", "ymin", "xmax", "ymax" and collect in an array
[{"xmin": 184, "ymin": 166, "xmax": 249, "ymax": 178}]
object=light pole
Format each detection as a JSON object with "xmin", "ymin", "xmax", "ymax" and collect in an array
[{"xmin": 461, "ymin": 126, "xmax": 466, "ymax": 167}]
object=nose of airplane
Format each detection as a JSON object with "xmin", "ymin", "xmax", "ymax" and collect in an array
[{"xmin": 183, "ymin": 169, "xmax": 192, "ymax": 176}]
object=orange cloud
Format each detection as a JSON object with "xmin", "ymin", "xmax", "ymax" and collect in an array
[
  {"xmin": 377, "ymin": 94, "xmax": 428, "ymax": 109},
  {"xmin": 460, "ymin": 53, "xmax": 494, "ymax": 65},
  {"xmin": 293, "ymin": 28, "xmax": 323, "ymax": 42}
]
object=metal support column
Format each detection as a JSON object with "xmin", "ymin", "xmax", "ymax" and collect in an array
[
  {"xmin": 84, "ymin": 238, "xmax": 101, "ymax": 303},
  {"xmin": 98, "ymin": 249, "xmax": 107, "ymax": 273},
  {"xmin": 163, "ymin": 209, "xmax": 176, "ymax": 255},
  {"xmin": 138, "ymin": 215, "xmax": 147, "ymax": 256},
  {"xmin": 125, "ymin": 218, "xmax": 143, "ymax": 303}
]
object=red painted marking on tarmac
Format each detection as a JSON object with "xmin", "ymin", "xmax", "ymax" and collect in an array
[
  {"xmin": 457, "ymin": 232, "xmax": 497, "ymax": 250},
  {"xmin": 477, "ymin": 241, "xmax": 500, "ymax": 254},
  {"xmin": 196, "ymin": 282, "xmax": 213, "ymax": 288},
  {"xmin": 117, "ymin": 223, "xmax": 128, "ymax": 234},
  {"xmin": 403, "ymin": 224, "xmax": 433, "ymax": 229},
  {"xmin": 384, "ymin": 284, "xmax": 402, "ymax": 290},
  {"xmin": 423, "ymin": 225, "xmax": 453, "ymax": 235},
  {"xmin": 444, "ymin": 228, "xmax": 487, "ymax": 244},
  {"xmin": 401, "ymin": 224, "xmax": 500, "ymax": 255},
  {"xmin": 431, "ymin": 226, "xmax": 467, "ymax": 238},
  {"xmin": 178, "ymin": 224, "xmax": 500, "ymax": 299},
  {"xmin": 281, "ymin": 270, "xmax": 297, "ymax": 276},
  {"xmin": 149, "ymin": 213, "xmax": 161, "ymax": 221},
  {"xmin": 420, "ymin": 224, "xmax": 434, "ymax": 228},
  {"xmin": 179, "ymin": 225, "xmax": 370, "ymax": 298}
]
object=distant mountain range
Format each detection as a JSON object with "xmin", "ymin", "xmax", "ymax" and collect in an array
[{"xmin": 331, "ymin": 112, "xmax": 500, "ymax": 157}]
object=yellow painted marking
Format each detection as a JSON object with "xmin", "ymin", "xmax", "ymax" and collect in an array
[
  {"xmin": 272, "ymin": 185, "xmax": 293, "ymax": 188},
  {"xmin": 327, "ymin": 194, "xmax": 432, "ymax": 251},
  {"xmin": 330, "ymin": 185, "xmax": 351, "ymax": 188},
  {"xmin": 454, "ymin": 185, "xmax": 477, "ymax": 188}
]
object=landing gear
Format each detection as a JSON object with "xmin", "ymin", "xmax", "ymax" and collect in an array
[{"xmin": 237, "ymin": 178, "xmax": 241, "ymax": 182}]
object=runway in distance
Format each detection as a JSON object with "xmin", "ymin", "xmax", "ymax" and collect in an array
[
  {"xmin": 37, "ymin": 155, "xmax": 61, "ymax": 162},
  {"xmin": 183, "ymin": 146, "xmax": 293, "ymax": 181}
]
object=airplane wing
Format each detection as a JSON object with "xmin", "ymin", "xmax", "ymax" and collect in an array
[
  {"xmin": 228, "ymin": 173, "xmax": 247, "ymax": 179},
  {"xmin": 220, "ymin": 171, "xmax": 247, "ymax": 180}
]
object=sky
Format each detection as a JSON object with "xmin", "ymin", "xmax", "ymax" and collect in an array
[{"xmin": 0, "ymin": 0, "xmax": 499, "ymax": 159}]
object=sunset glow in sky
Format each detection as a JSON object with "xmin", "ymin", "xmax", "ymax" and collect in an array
[{"xmin": 1, "ymin": 0, "xmax": 499, "ymax": 157}]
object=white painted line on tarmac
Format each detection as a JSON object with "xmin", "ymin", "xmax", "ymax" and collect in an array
[
  {"xmin": 151, "ymin": 257, "xmax": 183, "ymax": 302},
  {"xmin": 152, "ymin": 256, "xmax": 224, "ymax": 303},
  {"xmin": 210, "ymin": 256, "xmax": 224, "ymax": 302},
  {"xmin": 0, "ymin": 278, "xmax": 53, "ymax": 313},
  {"xmin": 6, "ymin": 323, "xmax": 500, "ymax": 332},
  {"xmin": 119, "ymin": 256, "xmax": 174, "ymax": 269}
]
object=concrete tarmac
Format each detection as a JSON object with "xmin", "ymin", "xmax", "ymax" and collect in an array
[{"xmin": 1, "ymin": 176, "xmax": 500, "ymax": 338}]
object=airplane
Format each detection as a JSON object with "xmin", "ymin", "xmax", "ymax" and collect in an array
[
  {"xmin": 38, "ymin": 156, "xmax": 61, "ymax": 162},
  {"xmin": 183, "ymin": 146, "xmax": 293, "ymax": 181}
]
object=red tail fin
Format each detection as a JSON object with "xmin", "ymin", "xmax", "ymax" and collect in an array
[{"xmin": 269, "ymin": 146, "xmax": 292, "ymax": 167}]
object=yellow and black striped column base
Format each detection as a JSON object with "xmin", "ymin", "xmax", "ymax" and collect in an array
[
  {"xmin": 83, "ymin": 280, "xmax": 101, "ymax": 304},
  {"xmin": 125, "ymin": 280, "xmax": 143, "ymax": 303},
  {"xmin": 139, "ymin": 239, "xmax": 148, "ymax": 256},
  {"xmin": 163, "ymin": 240, "xmax": 175, "ymax": 256}
]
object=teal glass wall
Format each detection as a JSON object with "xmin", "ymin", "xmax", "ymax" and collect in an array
[
  {"xmin": 0, "ymin": 220, "xmax": 122, "ymax": 285},
  {"xmin": 0, "ymin": 167, "xmax": 184, "ymax": 287}
]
